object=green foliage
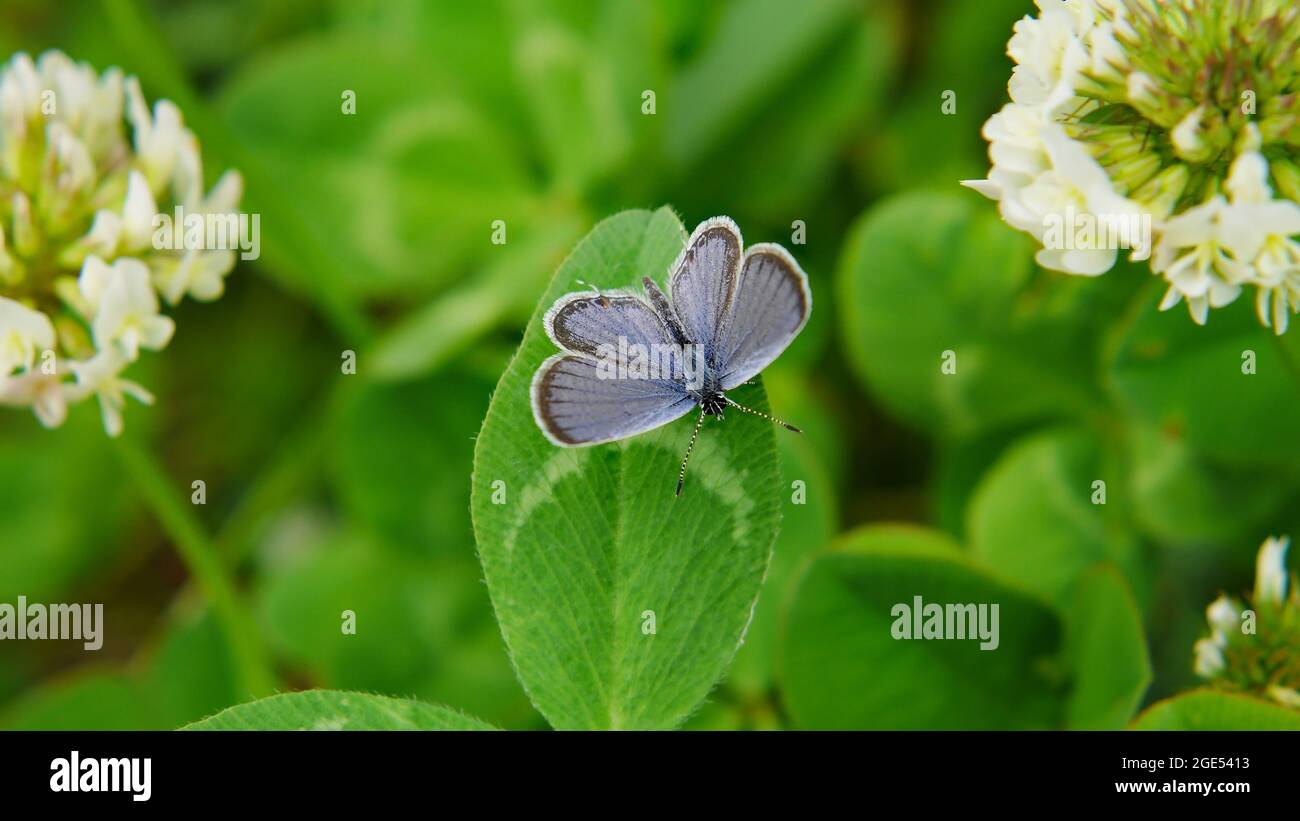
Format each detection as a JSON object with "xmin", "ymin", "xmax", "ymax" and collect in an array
[
  {"xmin": 255, "ymin": 532, "xmax": 533, "ymax": 727},
  {"xmin": 0, "ymin": 412, "xmax": 135, "ymax": 603},
  {"xmin": 667, "ymin": 0, "xmax": 896, "ymax": 218},
  {"xmin": 837, "ymin": 192, "xmax": 1102, "ymax": 438},
  {"xmin": 1109, "ymin": 296, "xmax": 1300, "ymax": 467},
  {"xmin": 470, "ymin": 209, "xmax": 782, "ymax": 729},
  {"xmin": 727, "ymin": 429, "xmax": 837, "ymax": 695},
  {"xmin": 1132, "ymin": 691, "xmax": 1300, "ymax": 730},
  {"xmin": 1064, "ymin": 567, "xmax": 1151, "ymax": 729},
  {"xmin": 779, "ymin": 526, "xmax": 1065, "ymax": 729},
  {"xmin": 184, "ymin": 690, "xmax": 495, "ymax": 730},
  {"xmin": 0, "ymin": 671, "xmax": 152, "ymax": 731},
  {"xmin": 0, "ymin": 605, "xmax": 242, "ymax": 730},
  {"xmin": 141, "ymin": 607, "xmax": 243, "ymax": 729},
  {"xmin": 967, "ymin": 428, "xmax": 1147, "ymax": 610},
  {"xmin": 1126, "ymin": 424, "xmax": 1292, "ymax": 544},
  {"xmin": 218, "ymin": 29, "xmax": 541, "ymax": 300},
  {"xmin": 3, "ymin": 0, "xmax": 1296, "ymax": 733},
  {"xmin": 329, "ymin": 376, "xmax": 489, "ymax": 555},
  {"xmin": 778, "ymin": 526, "xmax": 1157, "ymax": 730}
]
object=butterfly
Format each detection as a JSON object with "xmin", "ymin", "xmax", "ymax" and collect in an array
[{"xmin": 530, "ymin": 216, "xmax": 811, "ymax": 496}]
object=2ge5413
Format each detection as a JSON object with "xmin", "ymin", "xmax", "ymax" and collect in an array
[{"xmin": 1192, "ymin": 757, "xmax": 1249, "ymax": 769}]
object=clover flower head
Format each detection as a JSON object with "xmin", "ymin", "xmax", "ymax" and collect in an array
[
  {"xmin": 1195, "ymin": 535, "xmax": 1299, "ymax": 709},
  {"xmin": 0, "ymin": 50, "xmax": 243, "ymax": 435},
  {"xmin": 1255, "ymin": 535, "xmax": 1291, "ymax": 605},
  {"xmin": 966, "ymin": 0, "xmax": 1300, "ymax": 332}
]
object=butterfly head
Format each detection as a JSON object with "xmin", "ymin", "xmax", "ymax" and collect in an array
[{"xmin": 697, "ymin": 390, "xmax": 728, "ymax": 417}]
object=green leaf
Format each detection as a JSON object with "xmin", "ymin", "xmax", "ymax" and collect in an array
[
  {"xmin": 668, "ymin": 0, "xmax": 897, "ymax": 218},
  {"xmin": 510, "ymin": 9, "xmax": 631, "ymax": 194},
  {"xmin": 218, "ymin": 31, "xmax": 540, "ymax": 299},
  {"xmin": 1131, "ymin": 690, "xmax": 1300, "ymax": 730},
  {"xmin": 666, "ymin": 0, "xmax": 869, "ymax": 167},
  {"xmin": 1109, "ymin": 294, "xmax": 1300, "ymax": 467},
  {"xmin": 837, "ymin": 191, "xmax": 1102, "ymax": 437},
  {"xmin": 864, "ymin": 0, "xmax": 1030, "ymax": 191},
  {"xmin": 763, "ymin": 366, "xmax": 848, "ymax": 489},
  {"xmin": 931, "ymin": 429, "xmax": 1019, "ymax": 539},
  {"xmin": 470, "ymin": 208, "xmax": 783, "ymax": 729},
  {"xmin": 728, "ymin": 422, "xmax": 837, "ymax": 694},
  {"xmin": 967, "ymin": 428, "xmax": 1147, "ymax": 610},
  {"xmin": 255, "ymin": 530, "xmax": 534, "ymax": 728},
  {"xmin": 1126, "ymin": 423, "xmax": 1293, "ymax": 544},
  {"xmin": 1065, "ymin": 567, "xmax": 1151, "ymax": 729},
  {"xmin": 0, "ymin": 411, "xmax": 134, "ymax": 603},
  {"xmin": 184, "ymin": 690, "xmax": 496, "ymax": 730},
  {"xmin": 367, "ymin": 214, "xmax": 585, "ymax": 382},
  {"xmin": 141, "ymin": 606, "xmax": 242, "ymax": 729},
  {"xmin": 680, "ymin": 699, "xmax": 747, "ymax": 730},
  {"xmin": 778, "ymin": 525, "xmax": 1065, "ymax": 729},
  {"xmin": 329, "ymin": 373, "xmax": 493, "ymax": 555},
  {"xmin": 0, "ymin": 671, "xmax": 153, "ymax": 730},
  {"xmin": 331, "ymin": 0, "xmax": 527, "ymax": 137}
]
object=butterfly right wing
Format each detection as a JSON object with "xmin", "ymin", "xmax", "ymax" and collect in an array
[
  {"xmin": 531, "ymin": 353, "xmax": 695, "ymax": 446},
  {"xmin": 716, "ymin": 243, "xmax": 811, "ymax": 390},
  {"xmin": 669, "ymin": 217, "xmax": 742, "ymax": 368}
]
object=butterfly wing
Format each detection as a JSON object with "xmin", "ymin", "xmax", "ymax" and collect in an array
[
  {"xmin": 531, "ymin": 353, "xmax": 695, "ymax": 446},
  {"xmin": 545, "ymin": 291, "xmax": 674, "ymax": 362},
  {"xmin": 715, "ymin": 243, "xmax": 811, "ymax": 391},
  {"xmin": 668, "ymin": 217, "xmax": 742, "ymax": 369},
  {"xmin": 536, "ymin": 290, "xmax": 694, "ymax": 446}
]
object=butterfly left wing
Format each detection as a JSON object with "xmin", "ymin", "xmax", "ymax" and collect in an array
[
  {"xmin": 531, "ymin": 353, "xmax": 695, "ymax": 446},
  {"xmin": 545, "ymin": 291, "xmax": 675, "ymax": 360},
  {"xmin": 715, "ymin": 243, "xmax": 811, "ymax": 391}
]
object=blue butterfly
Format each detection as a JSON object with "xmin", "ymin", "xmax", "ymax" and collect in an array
[{"xmin": 531, "ymin": 217, "xmax": 811, "ymax": 495}]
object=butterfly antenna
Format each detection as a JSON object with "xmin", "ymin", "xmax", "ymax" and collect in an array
[
  {"xmin": 723, "ymin": 397, "xmax": 802, "ymax": 433},
  {"xmin": 676, "ymin": 409, "xmax": 708, "ymax": 497}
]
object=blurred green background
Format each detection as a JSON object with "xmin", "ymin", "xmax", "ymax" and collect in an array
[{"xmin": 1, "ymin": 0, "xmax": 1296, "ymax": 730}]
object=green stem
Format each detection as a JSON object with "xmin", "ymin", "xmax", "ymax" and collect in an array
[{"xmin": 115, "ymin": 438, "xmax": 276, "ymax": 699}]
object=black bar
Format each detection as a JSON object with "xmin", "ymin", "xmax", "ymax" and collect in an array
[{"xmin": 0, "ymin": 730, "xmax": 1286, "ymax": 807}]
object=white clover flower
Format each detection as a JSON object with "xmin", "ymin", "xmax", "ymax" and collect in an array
[
  {"xmin": 1254, "ymin": 535, "xmax": 1291, "ymax": 606},
  {"xmin": 1193, "ymin": 637, "xmax": 1225, "ymax": 678},
  {"xmin": 1205, "ymin": 594, "xmax": 1240, "ymax": 639},
  {"xmin": 0, "ymin": 50, "xmax": 244, "ymax": 435},
  {"xmin": 67, "ymin": 348, "xmax": 154, "ymax": 438},
  {"xmin": 0, "ymin": 296, "xmax": 54, "ymax": 374},
  {"xmin": 966, "ymin": 0, "xmax": 1300, "ymax": 332},
  {"xmin": 80, "ymin": 256, "xmax": 175, "ymax": 361},
  {"xmin": 1195, "ymin": 535, "xmax": 1299, "ymax": 710},
  {"xmin": 1269, "ymin": 686, "xmax": 1300, "ymax": 709}
]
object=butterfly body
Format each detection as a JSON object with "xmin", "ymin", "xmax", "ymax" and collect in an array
[
  {"xmin": 531, "ymin": 216, "xmax": 810, "ymax": 493},
  {"xmin": 696, "ymin": 390, "xmax": 728, "ymax": 417}
]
